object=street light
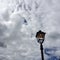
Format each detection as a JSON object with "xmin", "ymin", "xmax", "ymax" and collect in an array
[{"xmin": 36, "ymin": 30, "xmax": 46, "ymax": 60}]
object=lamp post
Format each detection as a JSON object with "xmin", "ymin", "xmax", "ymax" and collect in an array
[{"xmin": 36, "ymin": 30, "xmax": 46, "ymax": 60}]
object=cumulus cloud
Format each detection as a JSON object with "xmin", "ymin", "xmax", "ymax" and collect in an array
[{"xmin": 0, "ymin": 0, "xmax": 60, "ymax": 60}]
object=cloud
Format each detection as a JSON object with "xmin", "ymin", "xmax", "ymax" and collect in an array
[
  {"xmin": 0, "ymin": 0, "xmax": 60, "ymax": 60},
  {"xmin": 48, "ymin": 32, "xmax": 60, "ymax": 40}
]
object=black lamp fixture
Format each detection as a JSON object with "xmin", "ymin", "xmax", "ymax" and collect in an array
[{"xmin": 36, "ymin": 30, "xmax": 46, "ymax": 60}]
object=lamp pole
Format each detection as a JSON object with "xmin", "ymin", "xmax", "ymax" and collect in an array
[
  {"xmin": 36, "ymin": 30, "xmax": 46, "ymax": 60},
  {"xmin": 40, "ymin": 43, "xmax": 44, "ymax": 60}
]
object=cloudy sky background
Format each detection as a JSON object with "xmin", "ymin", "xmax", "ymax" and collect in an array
[{"xmin": 0, "ymin": 0, "xmax": 60, "ymax": 60}]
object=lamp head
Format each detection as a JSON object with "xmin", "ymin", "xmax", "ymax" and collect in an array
[{"xmin": 36, "ymin": 30, "xmax": 46, "ymax": 43}]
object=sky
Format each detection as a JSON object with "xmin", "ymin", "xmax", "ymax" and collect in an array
[{"xmin": 0, "ymin": 0, "xmax": 60, "ymax": 60}]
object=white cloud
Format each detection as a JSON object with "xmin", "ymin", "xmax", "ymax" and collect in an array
[{"xmin": 0, "ymin": 0, "xmax": 60, "ymax": 60}]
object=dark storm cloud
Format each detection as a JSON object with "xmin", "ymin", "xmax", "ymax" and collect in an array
[
  {"xmin": 0, "ymin": 56, "xmax": 8, "ymax": 60},
  {"xmin": 0, "ymin": 23, "xmax": 7, "ymax": 48},
  {"xmin": 48, "ymin": 32, "xmax": 60, "ymax": 40},
  {"xmin": 0, "ymin": 42, "xmax": 7, "ymax": 48},
  {"xmin": 0, "ymin": 23, "xmax": 7, "ymax": 37}
]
